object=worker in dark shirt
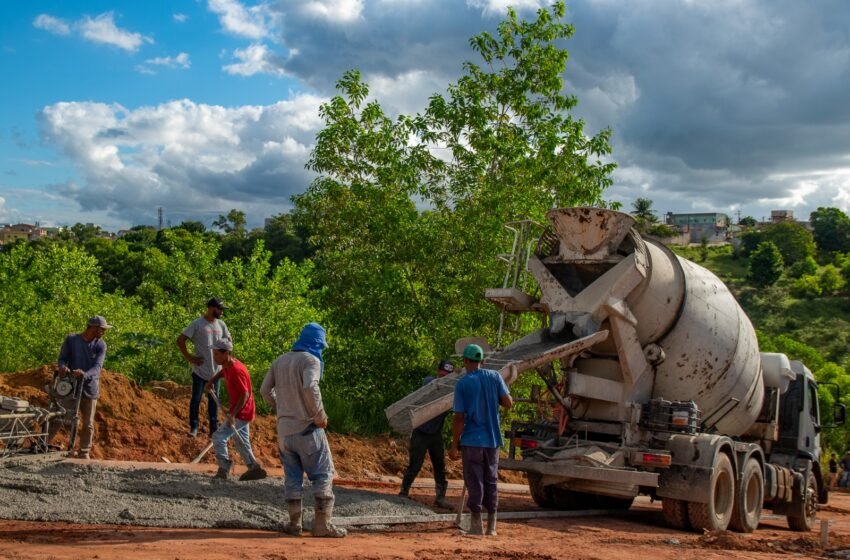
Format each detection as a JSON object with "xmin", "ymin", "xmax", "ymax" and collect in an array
[
  {"xmin": 399, "ymin": 359, "xmax": 454, "ymax": 508},
  {"xmin": 47, "ymin": 315, "xmax": 110, "ymax": 459}
]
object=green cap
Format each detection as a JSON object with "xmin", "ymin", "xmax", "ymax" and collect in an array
[{"xmin": 462, "ymin": 344, "xmax": 484, "ymax": 362}]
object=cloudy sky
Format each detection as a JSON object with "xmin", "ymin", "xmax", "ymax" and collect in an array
[{"xmin": 1, "ymin": 1, "xmax": 849, "ymax": 230}]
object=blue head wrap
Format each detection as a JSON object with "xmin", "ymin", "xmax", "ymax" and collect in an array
[{"xmin": 291, "ymin": 322, "xmax": 328, "ymax": 377}]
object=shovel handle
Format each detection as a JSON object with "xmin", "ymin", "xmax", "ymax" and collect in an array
[{"xmin": 455, "ymin": 482, "xmax": 466, "ymax": 527}]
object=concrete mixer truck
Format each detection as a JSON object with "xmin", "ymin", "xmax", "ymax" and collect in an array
[{"xmin": 386, "ymin": 207, "xmax": 846, "ymax": 534}]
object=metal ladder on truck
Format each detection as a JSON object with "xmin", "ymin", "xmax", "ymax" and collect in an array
[{"xmin": 385, "ymin": 220, "xmax": 606, "ymax": 434}]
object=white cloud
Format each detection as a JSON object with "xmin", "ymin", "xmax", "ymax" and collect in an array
[
  {"xmin": 365, "ymin": 69, "xmax": 449, "ymax": 116},
  {"xmin": 465, "ymin": 0, "xmax": 545, "ymax": 16},
  {"xmin": 33, "ymin": 12, "xmax": 152, "ymax": 53},
  {"xmin": 39, "ymin": 96, "xmax": 327, "ymax": 224},
  {"xmin": 300, "ymin": 0, "xmax": 364, "ymax": 23},
  {"xmin": 173, "ymin": 13, "xmax": 188, "ymax": 23},
  {"xmin": 33, "ymin": 14, "xmax": 71, "ymax": 36},
  {"xmin": 79, "ymin": 12, "xmax": 153, "ymax": 52},
  {"xmin": 136, "ymin": 52, "xmax": 192, "ymax": 74},
  {"xmin": 223, "ymin": 44, "xmax": 287, "ymax": 76},
  {"xmin": 208, "ymin": 0, "xmax": 275, "ymax": 39}
]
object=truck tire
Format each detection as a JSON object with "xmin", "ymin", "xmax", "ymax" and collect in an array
[
  {"xmin": 687, "ymin": 452, "xmax": 735, "ymax": 531},
  {"xmin": 662, "ymin": 499, "xmax": 691, "ymax": 530},
  {"xmin": 729, "ymin": 457, "xmax": 763, "ymax": 533},
  {"xmin": 527, "ymin": 473, "xmax": 555, "ymax": 508},
  {"xmin": 787, "ymin": 470, "xmax": 817, "ymax": 531}
]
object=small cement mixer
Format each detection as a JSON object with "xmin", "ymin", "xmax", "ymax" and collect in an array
[{"xmin": 387, "ymin": 207, "xmax": 846, "ymax": 534}]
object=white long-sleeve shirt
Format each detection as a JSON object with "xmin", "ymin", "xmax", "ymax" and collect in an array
[{"xmin": 260, "ymin": 351, "xmax": 328, "ymax": 447}]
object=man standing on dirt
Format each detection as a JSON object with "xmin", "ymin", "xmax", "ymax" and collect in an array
[
  {"xmin": 204, "ymin": 338, "xmax": 266, "ymax": 482},
  {"xmin": 449, "ymin": 344, "xmax": 512, "ymax": 537},
  {"xmin": 260, "ymin": 322, "xmax": 346, "ymax": 538},
  {"xmin": 48, "ymin": 315, "xmax": 111, "ymax": 460},
  {"xmin": 829, "ymin": 454, "xmax": 840, "ymax": 489},
  {"xmin": 399, "ymin": 359, "xmax": 454, "ymax": 508},
  {"xmin": 177, "ymin": 297, "xmax": 231, "ymax": 438},
  {"xmin": 841, "ymin": 452, "xmax": 850, "ymax": 488}
]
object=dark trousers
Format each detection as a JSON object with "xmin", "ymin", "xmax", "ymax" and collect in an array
[
  {"xmin": 189, "ymin": 373, "xmax": 220, "ymax": 433},
  {"xmin": 462, "ymin": 446, "xmax": 499, "ymax": 514},
  {"xmin": 402, "ymin": 429, "xmax": 448, "ymax": 493}
]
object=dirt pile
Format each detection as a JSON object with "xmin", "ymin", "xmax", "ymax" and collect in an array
[{"xmin": 0, "ymin": 367, "xmax": 471, "ymax": 481}]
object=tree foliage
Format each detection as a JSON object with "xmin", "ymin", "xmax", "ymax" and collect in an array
[
  {"xmin": 747, "ymin": 241, "xmax": 784, "ymax": 287},
  {"xmin": 295, "ymin": 2, "xmax": 616, "ymax": 407},
  {"xmin": 631, "ymin": 198, "xmax": 658, "ymax": 225},
  {"xmin": 810, "ymin": 207, "xmax": 850, "ymax": 254},
  {"xmin": 739, "ymin": 215, "xmax": 757, "ymax": 228},
  {"xmin": 762, "ymin": 221, "xmax": 816, "ymax": 266}
]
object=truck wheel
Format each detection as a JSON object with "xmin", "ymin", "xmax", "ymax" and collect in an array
[
  {"xmin": 662, "ymin": 499, "xmax": 691, "ymax": 530},
  {"xmin": 688, "ymin": 452, "xmax": 735, "ymax": 531},
  {"xmin": 787, "ymin": 470, "xmax": 817, "ymax": 531},
  {"xmin": 729, "ymin": 457, "xmax": 763, "ymax": 533},
  {"xmin": 527, "ymin": 473, "xmax": 555, "ymax": 508}
]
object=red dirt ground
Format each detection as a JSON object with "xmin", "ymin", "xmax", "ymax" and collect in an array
[{"xmin": 2, "ymin": 367, "xmax": 850, "ymax": 559}]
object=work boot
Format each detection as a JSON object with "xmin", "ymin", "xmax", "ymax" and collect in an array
[
  {"xmin": 282, "ymin": 500, "xmax": 303, "ymax": 536},
  {"xmin": 188, "ymin": 428, "xmax": 198, "ymax": 438},
  {"xmin": 434, "ymin": 482, "xmax": 451, "ymax": 509},
  {"xmin": 239, "ymin": 463, "xmax": 268, "ymax": 481},
  {"xmin": 466, "ymin": 512, "xmax": 483, "ymax": 535},
  {"xmin": 434, "ymin": 495, "xmax": 452, "ymax": 509},
  {"xmin": 214, "ymin": 460, "xmax": 232, "ymax": 480},
  {"xmin": 76, "ymin": 450, "xmax": 90, "ymax": 460},
  {"xmin": 486, "ymin": 511, "xmax": 497, "ymax": 536},
  {"xmin": 312, "ymin": 497, "xmax": 347, "ymax": 538}
]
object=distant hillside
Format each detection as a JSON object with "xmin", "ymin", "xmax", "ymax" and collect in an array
[{"xmin": 671, "ymin": 244, "xmax": 850, "ymax": 368}]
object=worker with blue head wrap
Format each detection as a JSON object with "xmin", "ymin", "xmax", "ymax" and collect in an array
[{"xmin": 260, "ymin": 322, "xmax": 345, "ymax": 538}]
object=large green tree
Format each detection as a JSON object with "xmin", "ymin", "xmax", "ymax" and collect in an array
[
  {"xmin": 810, "ymin": 207, "xmax": 850, "ymax": 254},
  {"xmin": 296, "ymin": 2, "xmax": 616, "ymax": 407},
  {"xmin": 762, "ymin": 221, "xmax": 816, "ymax": 266}
]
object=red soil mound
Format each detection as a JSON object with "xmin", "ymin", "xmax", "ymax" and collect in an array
[{"xmin": 0, "ymin": 367, "xmax": 478, "ymax": 481}]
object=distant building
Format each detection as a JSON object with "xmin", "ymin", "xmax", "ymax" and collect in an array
[
  {"xmin": 770, "ymin": 210, "xmax": 794, "ymax": 223},
  {"xmin": 665, "ymin": 212, "xmax": 730, "ymax": 243},
  {"xmin": 0, "ymin": 224, "xmax": 47, "ymax": 245}
]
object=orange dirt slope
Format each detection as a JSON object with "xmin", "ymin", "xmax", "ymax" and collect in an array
[{"xmin": 0, "ymin": 366, "xmax": 472, "ymax": 480}]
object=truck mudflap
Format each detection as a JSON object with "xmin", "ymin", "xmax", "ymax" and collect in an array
[
  {"xmin": 500, "ymin": 458, "xmax": 659, "ymax": 488},
  {"xmin": 657, "ymin": 466, "xmax": 714, "ymax": 503}
]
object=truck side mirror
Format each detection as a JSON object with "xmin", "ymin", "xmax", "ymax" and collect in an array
[{"xmin": 836, "ymin": 403, "xmax": 847, "ymax": 426}]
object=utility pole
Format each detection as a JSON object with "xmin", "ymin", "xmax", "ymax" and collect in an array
[
  {"xmin": 158, "ymin": 207, "xmax": 163, "ymax": 230},
  {"xmin": 736, "ymin": 210, "xmax": 741, "ymax": 224}
]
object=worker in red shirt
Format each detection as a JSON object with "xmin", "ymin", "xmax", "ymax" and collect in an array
[{"xmin": 205, "ymin": 338, "xmax": 267, "ymax": 481}]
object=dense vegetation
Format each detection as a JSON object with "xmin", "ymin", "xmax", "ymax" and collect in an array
[
  {"xmin": 1, "ymin": 3, "xmax": 847, "ymax": 458},
  {"xmin": 0, "ymin": 4, "xmax": 615, "ymax": 433}
]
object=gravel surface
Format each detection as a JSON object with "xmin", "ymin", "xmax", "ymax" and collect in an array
[{"xmin": 0, "ymin": 460, "xmax": 436, "ymax": 531}]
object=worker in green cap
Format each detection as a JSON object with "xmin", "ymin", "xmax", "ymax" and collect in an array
[{"xmin": 449, "ymin": 343, "xmax": 512, "ymax": 536}]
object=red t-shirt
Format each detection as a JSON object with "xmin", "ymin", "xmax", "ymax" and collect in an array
[{"xmin": 223, "ymin": 358, "xmax": 255, "ymax": 422}]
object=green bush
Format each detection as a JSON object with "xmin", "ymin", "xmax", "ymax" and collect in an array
[
  {"xmin": 819, "ymin": 265, "xmax": 844, "ymax": 295},
  {"xmin": 788, "ymin": 256, "xmax": 818, "ymax": 279},
  {"xmin": 790, "ymin": 275, "xmax": 822, "ymax": 299},
  {"xmin": 747, "ymin": 241, "xmax": 784, "ymax": 287}
]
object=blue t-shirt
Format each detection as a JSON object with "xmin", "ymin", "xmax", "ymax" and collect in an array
[{"xmin": 453, "ymin": 368, "xmax": 509, "ymax": 449}]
